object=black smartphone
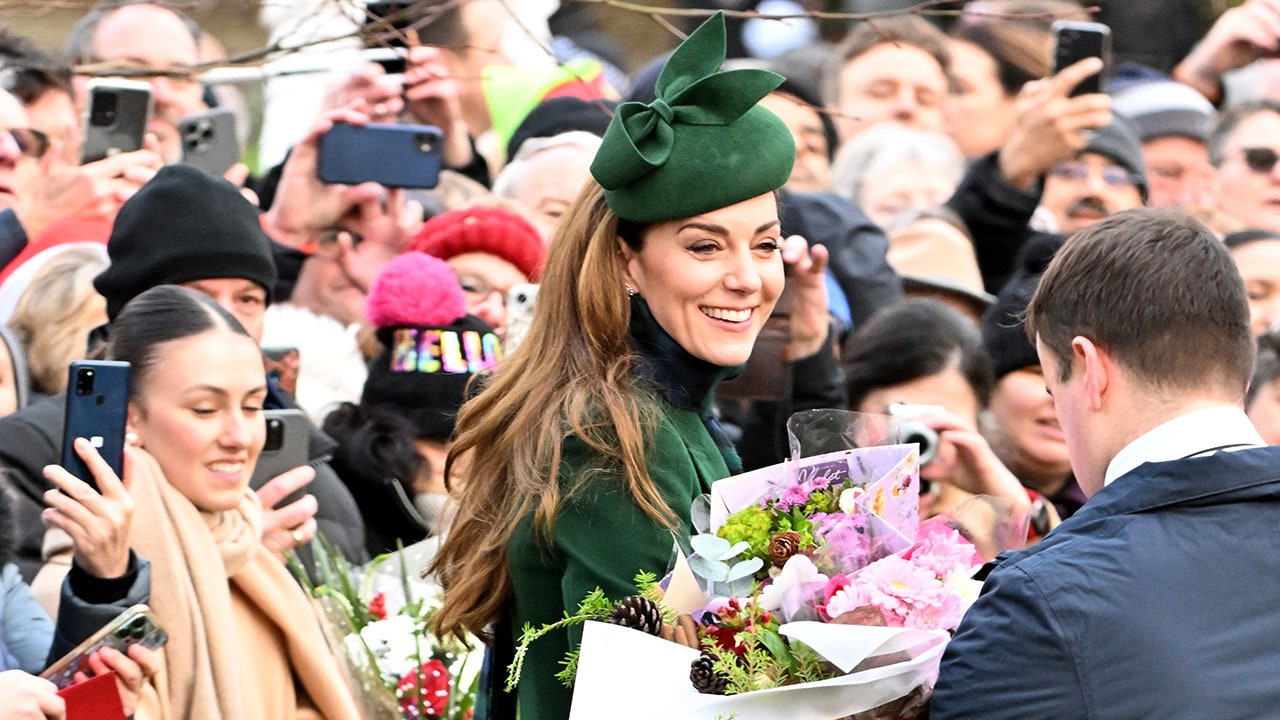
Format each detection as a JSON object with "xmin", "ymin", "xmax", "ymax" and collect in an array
[
  {"xmin": 178, "ymin": 107, "xmax": 240, "ymax": 177},
  {"xmin": 250, "ymin": 408, "xmax": 311, "ymax": 491},
  {"xmin": 1052, "ymin": 20, "xmax": 1112, "ymax": 97},
  {"xmin": 317, "ymin": 122, "xmax": 443, "ymax": 189},
  {"xmin": 41, "ymin": 604, "xmax": 168, "ymax": 689},
  {"xmin": 80, "ymin": 78, "xmax": 153, "ymax": 164},
  {"xmin": 62, "ymin": 360, "xmax": 131, "ymax": 491}
]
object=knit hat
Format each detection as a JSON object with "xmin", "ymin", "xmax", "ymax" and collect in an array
[
  {"xmin": 506, "ymin": 96, "xmax": 618, "ymax": 161},
  {"xmin": 982, "ymin": 271, "xmax": 1043, "ymax": 380},
  {"xmin": 94, "ymin": 164, "xmax": 277, "ymax": 320},
  {"xmin": 409, "ymin": 206, "xmax": 545, "ymax": 281},
  {"xmin": 589, "ymin": 11, "xmax": 795, "ymax": 223},
  {"xmin": 1110, "ymin": 79, "xmax": 1216, "ymax": 144},
  {"xmin": 361, "ymin": 252, "xmax": 502, "ymax": 441},
  {"xmin": 1080, "ymin": 117, "xmax": 1149, "ymax": 203}
]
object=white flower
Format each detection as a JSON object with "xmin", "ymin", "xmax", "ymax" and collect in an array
[
  {"xmin": 359, "ymin": 615, "xmax": 420, "ymax": 679},
  {"xmin": 758, "ymin": 555, "xmax": 829, "ymax": 622},
  {"xmin": 838, "ymin": 487, "xmax": 862, "ymax": 515}
]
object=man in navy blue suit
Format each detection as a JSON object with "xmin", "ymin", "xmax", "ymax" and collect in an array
[{"xmin": 932, "ymin": 207, "xmax": 1280, "ymax": 719}]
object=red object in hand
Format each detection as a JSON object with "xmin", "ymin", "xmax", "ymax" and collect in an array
[
  {"xmin": 397, "ymin": 659, "xmax": 450, "ymax": 718},
  {"xmin": 58, "ymin": 671, "xmax": 126, "ymax": 720}
]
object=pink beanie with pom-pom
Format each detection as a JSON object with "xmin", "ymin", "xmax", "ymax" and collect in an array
[{"xmin": 366, "ymin": 252, "xmax": 468, "ymax": 330}]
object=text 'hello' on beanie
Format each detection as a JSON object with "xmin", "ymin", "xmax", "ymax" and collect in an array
[
  {"xmin": 410, "ymin": 206, "xmax": 546, "ymax": 282},
  {"xmin": 93, "ymin": 164, "xmax": 277, "ymax": 321},
  {"xmin": 362, "ymin": 252, "xmax": 502, "ymax": 441},
  {"xmin": 589, "ymin": 11, "xmax": 796, "ymax": 224}
]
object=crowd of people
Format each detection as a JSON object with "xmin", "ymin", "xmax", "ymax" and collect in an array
[{"xmin": 0, "ymin": 0, "xmax": 1276, "ymax": 717}]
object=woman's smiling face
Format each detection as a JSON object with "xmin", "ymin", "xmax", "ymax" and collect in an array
[{"xmin": 619, "ymin": 193, "xmax": 785, "ymax": 367}]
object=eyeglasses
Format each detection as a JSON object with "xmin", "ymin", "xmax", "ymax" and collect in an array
[
  {"xmin": 2, "ymin": 127, "xmax": 48, "ymax": 159},
  {"xmin": 1236, "ymin": 147, "xmax": 1280, "ymax": 175},
  {"xmin": 457, "ymin": 274, "xmax": 507, "ymax": 305},
  {"xmin": 1048, "ymin": 160, "xmax": 1134, "ymax": 188}
]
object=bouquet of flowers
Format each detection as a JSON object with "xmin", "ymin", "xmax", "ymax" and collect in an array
[
  {"xmin": 295, "ymin": 538, "xmax": 481, "ymax": 720},
  {"xmin": 558, "ymin": 439, "xmax": 1026, "ymax": 719}
]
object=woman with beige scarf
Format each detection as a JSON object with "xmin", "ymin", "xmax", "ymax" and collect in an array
[{"xmin": 62, "ymin": 284, "xmax": 360, "ymax": 720}]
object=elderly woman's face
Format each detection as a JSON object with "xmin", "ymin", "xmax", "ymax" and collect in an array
[
  {"xmin": 619, "ymin": 193, "xmax": 784, "ymax": 367},
  {"xmin": 127, "ymin": 328, "xmax": 267, "ymax": 512}
]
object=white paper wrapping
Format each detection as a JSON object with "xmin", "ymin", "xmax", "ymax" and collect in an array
[{"xmin": 568, "ymin": 621, "xmax": 949, "ymax": 720}]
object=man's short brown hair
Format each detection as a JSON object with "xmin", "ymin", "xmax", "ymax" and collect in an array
[
  {"xmin": 1026, "ymin": 208, "xmax": 1254, "ymax": 399},
  {"xmin": 822, "ymin": 16, "xmax": 950, "ymax": 105}
]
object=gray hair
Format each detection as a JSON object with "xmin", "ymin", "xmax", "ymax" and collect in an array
[
  {"xmin": 493, "ymin": 130, "xmax": 603, "ymax": 199},
  {"xmin": 829, "ymin": 122, "xmax": 965, "ymax": 204}
]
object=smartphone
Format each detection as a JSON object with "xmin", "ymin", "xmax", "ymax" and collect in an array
[
  {"xmin": 317, "ymin": 122, "xmax": 443, "ymax": 189},
  {"xmin": 1052, "ymin": 20, "xmax": 1111, "ymax": 97},
  {"xmin": 41, "ymin": 604, "xmax": 168, "ymax": 690},
  {"xmin": 178, "ymin": 107, "xmax": 240, "ymax": 178},
  {"xmin": 62, "ymin": 360, "xmax": 131, "ymax": 491},
  {"xmin": 504, "ymin": 283, "xmax": 538, "ymax": 351},
  {"xmin": 80, "ymin": 78, "xmax": 153, "ymax": 164},
  {"xmin": 250, "ymin": 408, "xmax": 311, "ymax": 491}
]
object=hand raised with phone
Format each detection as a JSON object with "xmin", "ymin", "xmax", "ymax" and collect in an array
[{"xmin": 41, "ymin": 439, "xmax": 135, "ymax": 580}]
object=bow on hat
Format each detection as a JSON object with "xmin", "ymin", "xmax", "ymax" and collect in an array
[{"xmin": 590, "ymin": 12, "xmax": 785, "ymax": 190}]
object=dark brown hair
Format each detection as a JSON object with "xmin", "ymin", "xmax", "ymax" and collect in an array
[
  {"xmin": 1026, "ymin": 208, "xmax": 1254, "ymax": 399},
  {"xmin": 949, "ymin": 17, "xmax": 1051, "ymax": 97},
  {"xmin": 823, "ymin": 16, "xmax": 950, "ymax": 104}
]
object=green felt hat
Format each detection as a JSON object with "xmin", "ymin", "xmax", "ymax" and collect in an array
[{"xmin": 589, "ymin": 12, "xmax": 795, "ymax": 223}]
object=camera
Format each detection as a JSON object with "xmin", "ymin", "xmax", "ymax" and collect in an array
[
  {"xmin": 263, "ymin": 416, "xmax": 286, "ymax": 453},
  {"xmin": 74, "ymin": 367, "xmax": 95, "ymax": 397},
  {"xmin": 888, "ymin": 403, "xmax": 941, "ymax": 466},
  {"xmin": 89, "ymin": 90, "xmax": 118, "ymax": 128}
]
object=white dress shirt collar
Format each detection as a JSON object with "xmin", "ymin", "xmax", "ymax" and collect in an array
[{"xmin": 1104, "ymin": 406, "xmax": 1266, "ymax": 487}]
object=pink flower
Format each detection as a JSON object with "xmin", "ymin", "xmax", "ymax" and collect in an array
[
  {"xmin": 906, "ymin": 522, "xmax": 982, "ymax": 578},
  {"xmin": 903, "ymin": 589, "xmax": 964, "ymax": 631},
  {"xmin": 855, "ymin": 555, "xmax": 940, "ymax": 621}
]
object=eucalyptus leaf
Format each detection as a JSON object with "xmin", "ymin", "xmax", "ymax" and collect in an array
[
  {"xmin": 691, "ymin": 533, "xmax": 730, "ymax": 558},
  {"xmin": 724, "ymin": 541, "xmax": 751, "ymax": 560},
  {"xmin": 690, "ymin": 494, "xmax": 713, "ymax": 535},
  {"xmin": 725, "ymin": 556, "xmax": 763, "ymax": 583},
  {"xmin": 688, "ymin": 555, "xmax": 730, "ymax": 581}
]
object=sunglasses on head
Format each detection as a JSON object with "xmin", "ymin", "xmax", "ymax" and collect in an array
[
  {"xmin": 3, "ymin": 127, "xmax": 48, "ymax": 159},
  {"xmin": 1239, "ymin": 147, "xmax": 1280, "ymax": 175}
]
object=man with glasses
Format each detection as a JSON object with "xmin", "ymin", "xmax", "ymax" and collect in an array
[
  {"xmin": 1209, "ymin": 100, "xmax": 1280, "ymax": 233},
  {"xmin": 1037, "ymin": 118, "xmax": 1148, "ymax": 234}
]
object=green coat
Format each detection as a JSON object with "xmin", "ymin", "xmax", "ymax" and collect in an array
[{"xmin": 503, "ymin": 395, "xmax": 731, "ymax": 720}]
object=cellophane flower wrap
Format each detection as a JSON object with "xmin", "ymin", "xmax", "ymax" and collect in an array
[
  {"xmin": 567, "ymin": 410, "xmax": 1027, "ymax": 720},
  {"xmin": 295, "ymin": 538, "xmax": 481, "ymax": 720}
]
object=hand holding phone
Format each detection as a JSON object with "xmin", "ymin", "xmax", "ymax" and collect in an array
[
  {"xmin": 41, "ymin": 605, "xmax": 167, "ymax": 690},
  {"xmin": 81, "ymin": 79, "xmax": 153, "ymax": 165},
  {"xmin": 44, "ymin": 436, "xmax": 134, "ymax": 580}
]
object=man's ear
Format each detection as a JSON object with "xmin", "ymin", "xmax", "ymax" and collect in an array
[{"xmin": 1073, "ymin": 336, "xmax": 1110, "ymax": 411}]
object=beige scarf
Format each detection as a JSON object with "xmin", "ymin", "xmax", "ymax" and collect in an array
[{"xmin": 123, "ymin": 449, "xmax": 360, "ymax": 720}]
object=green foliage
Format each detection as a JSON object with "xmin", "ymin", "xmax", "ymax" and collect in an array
[{"xmin": 506, "ymin": 587, "xmax": 613, "ymax": 693}]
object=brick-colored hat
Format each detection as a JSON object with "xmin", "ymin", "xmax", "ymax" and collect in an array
[{"xmin": 409, "ymin": 206, "xmax": 545, "ymax": 281}]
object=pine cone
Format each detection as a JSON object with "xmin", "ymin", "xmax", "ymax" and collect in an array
[
  {"xmin": 768, "ymin": 531, "xmax": 804, "ymax": 568},
  {"xmin": 690, "ymin": 651, "xmax": 729, "ymax": 695},
  {"xmin": 605, "ymin": 596, "xmax": 664, "ymax": 636}
]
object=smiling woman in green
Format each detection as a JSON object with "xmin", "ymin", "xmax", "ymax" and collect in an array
[{"xmin": 430, "ymin": 12, "xmax": 824, "ymax": 720}]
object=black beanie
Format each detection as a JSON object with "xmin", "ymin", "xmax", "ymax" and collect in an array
[
  {"xmin": 363, "ymin": 315, "xmax": 500, "ymax": 440},
  {"xmin": 506, "ymin": 96, "xmax": 618, "ymax": 161},
  {"xmin": 1081, "ymin": 117, "xmax": 1149, "ymax": 203},
  {"xmin": 982, "ymin": 271, "xmax": 1043, "ymax": 380},
  {"xmin": 94, "ymin": 164, "xmax": 278, "ymax": 320}
]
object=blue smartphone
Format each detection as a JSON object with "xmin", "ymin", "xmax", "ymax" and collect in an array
[
  {"xmin": 62, "ymin": 360, "xmax": 131, "ymax": 490},
  {"xmin": 317, "ymin": 122, "xmax": 443, "ymax": 188}
]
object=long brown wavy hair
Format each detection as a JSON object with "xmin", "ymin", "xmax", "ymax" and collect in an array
[{"xmin": 430, "ymin": 181, "xmax": 675, "ymax": 643}]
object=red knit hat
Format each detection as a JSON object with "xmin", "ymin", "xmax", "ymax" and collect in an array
[{"xmin": 409, "ymin": 206, "xmax": 546, "ymax": 281}]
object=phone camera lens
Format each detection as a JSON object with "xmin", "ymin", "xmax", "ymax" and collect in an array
[
  {"xmin": 89, "ymin": 92, "xmax": 119, "ymax": 128},
  {"xmin": 264, "ymin": 418, "xmax": 284, "ymax": 452},
  {"xmin": 415, "ymin": 133, "xmax": 436, "ymax": 153},
  {"xmin": 75, "ymin": 369, "xmax": 94, "ymax": 396}
]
